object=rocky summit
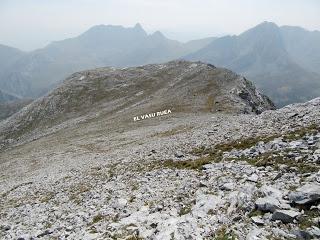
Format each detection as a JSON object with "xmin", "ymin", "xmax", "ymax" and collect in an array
[
  {"xmin": 0, "ymin": 61, "xmax": 319, "ymax": 240},
  {"xmin": 0, "ymin": 60, "xmax": 273, "ymax": 150}
]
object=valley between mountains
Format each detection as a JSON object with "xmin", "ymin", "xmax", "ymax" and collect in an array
[{"xmin": 0, "ymin": 61, "xmax": 319, "ymax": 240}]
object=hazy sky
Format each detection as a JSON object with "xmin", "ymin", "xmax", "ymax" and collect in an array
[{"xmin": 1, "ymin": 0, "xmax": 319, "ymax": 51}]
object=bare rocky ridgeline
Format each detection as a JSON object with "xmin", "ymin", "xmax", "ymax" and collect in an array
[
  {"xmin": 0, "ymin": 60, "xmax": 274, "ymax": 150},
  {"xmin": 0, "ymin": 61, "xmax": 319, "ymax": 240}
]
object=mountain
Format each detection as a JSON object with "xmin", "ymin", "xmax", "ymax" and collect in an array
[
  {"xmin": 0, "ymin": 62, "xmax": 319, "ymax": 240},
  {"xmin": 0, "ymin": 89, "xmax": 19, "ymax": 103},
  {"xmin": 0, "ymin": 44, "xmax": 25, "ymax": 73},
  {"xmin": 0, "ymin": 99, "xmax": 32, "ymax": 121},
  {"xmin": 280, "ymin": 25, "xmax": 320, "ymax": 74},
  {"xmin": 186, "ymin": 22, "xmax": 320, "ymax": 107},
  {"xmin": 1, "ymin": 22, "xmax": 319, "ymax": 106},
  {"xmin": 0, "ymin": 24, "xmax": 204, "ymax": 98},
  {"xmin": 0, "ymin": 60, "xmax": 274, "ymax": 148},
  {"xmin": 184, "ymin": 37, "xmax": 217, "ymax": 52},
  {"xmin": 0, "ymin": 89, "xmax": 32, "ymax": 121}
]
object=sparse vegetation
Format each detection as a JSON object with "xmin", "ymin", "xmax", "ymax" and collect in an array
[
  {"xmin": 1, "ymin": 181, "xmax": 33, "ymax": 198},
  {"xmin": 161, "ymin": 124, "xmax": 320, "ymax": 173},
  {"xmin": 178, "ymin": 204, "xmax": 193, "ymax": 216},
  {"xmin": 214, "ymin": 226, "xmax": 237, "ymax": 240},
  {"xmin": 283, "ymin": 123, "xmax": 319, "ymax": 141},
  {"xmin": 248, "ymin": 209, "xmax": 263, "ymax": 218},
  {"xmin": 162, "ymin": 156, "xmax": 213, "ymax": 170},
  {"xmin": 40, "ymin": 191, "xmax": 55, "ymax": 203},
  {"xmin": 206, "ymin": 95, "xmax": 215, "ymax": 112},
  {"xmin": 69, "ymin": 184, "xmax": 91, "ymax": 203},
  {"xmin": 297, "ymin": 209, "xmax": 319, "ymax": 230},
  {"xmin": 90, "ymin": 213, "xmax": 105, "ymax": 225}
]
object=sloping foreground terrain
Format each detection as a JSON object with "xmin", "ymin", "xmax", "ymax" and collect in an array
[{"xmin": 0, "ymin": 62, "xmax": 319, "ymax": 239}]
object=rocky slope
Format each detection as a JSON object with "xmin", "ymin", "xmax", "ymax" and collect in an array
[
  {"xmin": 0, "ymin": 62, "xmax": 319, "ymax": 240},
  {"xmin": 0, "ymin": 99, "xmax": 33, "ymax": 121},
  {"xmin": 0, "ymin": 60, "xmax": 274, "ymax": 150}
]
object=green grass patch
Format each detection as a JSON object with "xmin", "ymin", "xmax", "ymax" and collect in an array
[
  {"xmin": 248, "ymin": 209, "xmax": 263, "ymax": 218},
  {"xmin": 89, "ymin": 213, "xmax": 105, "ymax": 225},
  {"xmin": 178, "ymin": 204, "xmax": 193, "ymax": 216},
  {"xmin": 297, "ymin": 209, "xmax": 319, "ymax": 230},
  {"xmin": 245, "ymin": 152, "xmax": 319, "ymax": 174},
  {"xmin": 213, "ymin": 226, "xmax": 237, "ymax": 240},
  {"xmin": 162, "ymin": 156, "xmax": 215, "ymax": 170},
  {"xmin": 283, "ymin": 124, "xmax": 319, "ymax": 142},
  {"xmin": 179, "ymin": 124, "xmax": 320, "ymax": 173}
]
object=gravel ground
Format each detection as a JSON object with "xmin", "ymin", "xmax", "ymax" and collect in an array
[{"xmin": 0, "ymin": 98, "xmax": 319, "ymax": 239}]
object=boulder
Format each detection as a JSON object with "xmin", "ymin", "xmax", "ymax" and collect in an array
[
  {"xmin": 307, "ymin": 226, "xmax": 320, "ymax": 238},
  {"xmin": 292, "ymin": 230, "xmax": 311, "ymax": 240},
  {"xmin": 260, "ymin": 185, "xmax": 283, "ymax": 199},
  {"xmin": 289, "ymin": 141, "xmax": 304, "ymax": 149},
  {"xmin": 220, "ymin": 182, "xmax": 235, "ymax": 191},
  {"xmin": 255, "ymin": 197, "xmax": 280, "ymax": 212},
  {"xmin": 272, "ymin": 210, "xmax": 301, "ymax": 223},
  {"xmin": 251, "ymin": 216, "xmax": 265, "ymax": 225},
  {"xmin": 288, "ymin": 184, "xmax": 320, "ymax": 205},
  {"xmin": 247, "ymin": 174, "xmax": 259, "ymax": 183},
  {"xmin": 174, "ymin": 151, "xmax": 184, "ymax": 158}
]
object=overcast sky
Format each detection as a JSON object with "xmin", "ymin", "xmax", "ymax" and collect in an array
[{"xmin": 1, "ymin": 0, "xmax": 319, "ymax": 51}]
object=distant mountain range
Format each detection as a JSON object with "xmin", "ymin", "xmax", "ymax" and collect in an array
[
  {"xmin": 0, "ymin": 24, "xmax": 213, "ymax": 98},
  {"xmin": 0, "ymin": 89, "xmax": 19, "ymax": 103},
  {"xmin": 0, "ymin": 89, "xmax": 32, "ymax": 120},
  {"xmin": 0, "ymin": 22, "xmax": 319, "ymax": 107},
  {"xmin": 186, "ymin": 22, "xmax": 320, "ymax": 106},
  {"xmin": 0, "ymin": 44, "xmax": 25, "ymax": 73}
]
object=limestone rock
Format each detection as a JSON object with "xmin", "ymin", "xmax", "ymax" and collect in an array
[
  {"xmin": 288, "ymin": 184, "xmax": 320, "ymax": 205},
  {"xmin": 272, "ymin": 210, "xmax": 301, "ymax": 223},
  {"xmin": 255, "ymin": 197, "xmax": 280, "ymax": 212}
]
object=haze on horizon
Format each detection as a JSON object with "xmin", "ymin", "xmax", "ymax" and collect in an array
[{"xmin": 0, "ymin": 0, "xmax": 319, "ymax": 51}]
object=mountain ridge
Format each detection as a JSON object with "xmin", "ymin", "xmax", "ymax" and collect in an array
[
  {"xmin": 0, "ymin": 24, "xmax": 210, "ymax": 98},
  {"xmin": 0, "ymin": 60, "xmax": 274, "ymax": 150},
  {"xmin": 185, "ymin": 21, "xmax": 320, "ymax": 106},
  {"xmin": 0, "ymin": 22, "xmax": 319, "ymax": 107}
]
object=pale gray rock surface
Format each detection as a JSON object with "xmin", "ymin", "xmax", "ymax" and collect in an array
[
  {"xmin": 0, "ymin": 62, "xmax": 319, "ymax": 239},
  {"xmin": 288, "ymin": 184, "xmax": 320, "ymax": 205}
]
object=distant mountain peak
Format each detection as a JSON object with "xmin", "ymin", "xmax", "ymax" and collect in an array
[
  {"xmin": 132, "ymin": 23, "xmax": 147, "ymax": 35},
  {"xmin": 186, "ymin": 21, "xmax": 320, "ymax": 107},
  {"xmin": 251, "ymin": 21, "xmax": 279, "ymax": 32},
  {"xmin": 241, "ymin": 21, "xmax": 282, "ymax": 42},
  {"xmin": 82, "ymin": 24, "xmax": 122, "ymax": 34},
  {"xmin": 83, "ymin": 23, "xmax": 147, "ymax": 35},
  {"xmin": 260, "ymin": 21, "xmax": 278, "ymax": 26},
  {"xmin": 151, "ymin": 30, "xmax": 166, "ymax": 39},
  {"xmin": 134, "ymin": 23, "xmax": 143, "ymax": 30}
]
